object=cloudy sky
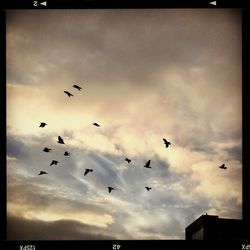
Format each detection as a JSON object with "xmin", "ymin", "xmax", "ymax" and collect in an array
[{"xmin": 6, "ymin": 9, "xmax": 242, "ymax": 240}]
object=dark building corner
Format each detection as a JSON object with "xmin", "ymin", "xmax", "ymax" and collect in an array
[{"xmin": 185, "ymin": 214, "xmax": 249, "ymax": 240}]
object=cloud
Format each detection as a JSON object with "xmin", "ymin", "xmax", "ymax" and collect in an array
[
  {"xmin": 6, "ymin": 9, "xmax": 242, "ymax": 240},
  {"xmin": 6, "ymin": 10, "xmax": 241, "ymax": 87},
  {"xmin": 7, "ymin": 216, "xmax": 116, "ymax": 240},
  {"xmin": 7, "ymin": 178, "xmax": 114, "ymax": 227},
  {"xmin": 224, "ymin": 145, "xmax": 242, "ymax": 162},
  {"xmin": 7, "ymin": 135, "xmax": 28, "ymax": 159}
]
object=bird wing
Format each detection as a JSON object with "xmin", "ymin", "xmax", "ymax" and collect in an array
[
  {"xmin": 84, "ymin": 169, "xmax": 89, "ymax": 176},
  {"xmin": 64, "ymin": 91, "xmax": 73, "ymax": 96},
  {"xmin": 145, "ymin": 160, "xmax": 151, "ymax": 167},
  {"xmin": 73, "ymin": 85, "xmax": 81, "ymax": 90}
]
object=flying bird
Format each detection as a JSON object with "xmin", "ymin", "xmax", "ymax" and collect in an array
[
  {"xmin": 64, "ymin": 91, "xmax": 73, "ymax": 97},
  {"xmin": 57, "ymin": 136, "xmax": 65, "ymax": 144},
  {"xmin": 93, "ymin": 123, "xmax": 101, "ymax": 127},
  {"xmin": 39, "ymin": 171, "xmax": 48, "ymax": 175},
  {"xmin": 108, "ymin": 187, "xmax": 115, "ymax": 193},
  {"xmin": 84, "ymin": 168, "xmax": 93, "ymax": 176},
  {"xmin": 125, "ymin": 158, "xmax": 131, "ymax": 163},
  {"xmin": 64, "ymin": 151, "xmax": 70, "ymax": 156},
  {"xmin": 145, "ymin": 187, "xmax": 152, "ymax": 191},
  {"xmin": 39, "ymin": 122, "xmax": 47, "ymax": 128},
  {"xmin": 43, "ymin": 147, "xmax": 52, "ymax": 152},
  {"xmin": 219, "ymin": 164, "xmax": 227, "ymax": 170},
  {"xmin": 73, "ymin": 84, "xmax": 82, "ymax": 91},
  {"xmin": 144, "ymin": 160, "xmax": 151, "ymax": 168},
  {"xmin": 163, "ymin": 138, "xmax": 171, "ymax": 148},
  {"xmin": 50, "ymin": 160, "xmax": 59, "ymax": 166}
]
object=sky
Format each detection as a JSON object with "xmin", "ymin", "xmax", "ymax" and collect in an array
[{"xmin": 6, "ymin": 9, "xmax": 242, "ymax": 240}]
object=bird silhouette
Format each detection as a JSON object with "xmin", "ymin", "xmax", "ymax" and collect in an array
[
  {"xmin": 39, "ymin": 122, "xmax": 47, "ymax": 128},
  {"xmin": 64, "ymin": 151, "xmax": 70, "ymax": 156},
  {"xmin": 219, "ymin": 164, "xmax": 227, "ymax": 170},
  {"xmin": 93, "ymin": 123, "xmax": 100, "ymax": 127},
  {"xmin": 57, "ymin": 136, "xmax": 65, "ymax": 144},
  {"xmin": 73, "ymin": 85, "xmax": 82, "ymax": 91},
  {"xmin": 145, "ymin": 187, "xmax": 152, "ymax": 191},
  {"xmin": 125, "ymin": 158, "xmax": 131, "ymax": 163},
  {"xmin": 84, "ymin": 169, "xmax": 93, "ymax": 176},
  {"xmin": 108, "ymin": 187, "xmax": 115, "ymax": 193},
  {"xmin": 50, "ymin": 160, "xmax": 59, "ymax": 166},
  {"xmin": 144, "ymin": 160, "xmax": 151, "ymax": 168},
  {"xmin": 163, "ymin": 138, "xmax": 171, "ymax": 148},
  {"xmin": 39, "ymin": 171, "xmax": 48, "ymax": 175},
  {"xmin": 43, "ymin": 147, "xmax": 52, "ymax": 152},
  {"xmin": 64, "ymin": 91, "xmax": 73, "ymax": 97}
]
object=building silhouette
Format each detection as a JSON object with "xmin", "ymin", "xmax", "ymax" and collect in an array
[{"xmin": 185, "ymin": 214, "xmax": 248, "ymax": 240}]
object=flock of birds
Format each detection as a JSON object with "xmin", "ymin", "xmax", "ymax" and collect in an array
[{"xmin": 37, "ymin": 84, "xmax": 228, "ymax": 194}]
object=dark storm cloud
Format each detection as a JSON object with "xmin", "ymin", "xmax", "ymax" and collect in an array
[
  {"xmin": 7, "ymin": 216, "xmax": 116, "ymax": 240},
  {"xmin": 6, "ymin": 9, "xmax": 241, "ymax": 87},
  {"xmin": 224, "ymin": 145, "xmax": 242, "ymax": 162},
  {"xmin": 7, "ymin": 136, "xmax": 28, "ymax": 159}
]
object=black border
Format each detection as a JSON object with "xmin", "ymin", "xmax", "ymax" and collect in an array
[
  {"xmin": 242, "ymin": 8, "xmax": 250, "ymax": 227},
  {"xmin": 0, "ymin": 0, "xmax": 248, "ymax": 9},
  {"xmin": 0, "ymin": 240, "xmax": 249, "ymax": 250},
  {"xmin": 1, "ymin": 1, "xmax": 249, "ymax": 249},
  {"xmin": 0, "ymin": 8, "xmax": 6, "ymax": 243}
]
